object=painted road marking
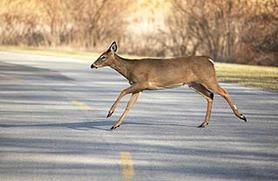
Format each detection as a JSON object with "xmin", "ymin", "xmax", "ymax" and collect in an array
[
  {"xmin": 120, "ymin": 152, "xmax": 135, "ymax": 180},
  {"xmin": 0, "ymin": 74, "xmax": 22, "ymax": 81},
  {"xmin": 71, "ymin": 101, "xmax": 92, "ymax": 110}
]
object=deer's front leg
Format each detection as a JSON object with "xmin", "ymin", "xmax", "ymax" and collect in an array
[
  {"xmin": 107, "ymin": 84, "xmax": 141, "ymax": 118},
  {"xmin": 111, "ymin": 92, "xmax": 140, "ymax": 130}
]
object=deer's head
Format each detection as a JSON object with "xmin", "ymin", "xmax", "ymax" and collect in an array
[{"xmin": 91, "ymin": 41, "xmax": 118, "ymax": 69}]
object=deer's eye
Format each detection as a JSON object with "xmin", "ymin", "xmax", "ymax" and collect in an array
[{"xmin": 100, "ymin": 55, "xmax": 107, "ymax": 61}]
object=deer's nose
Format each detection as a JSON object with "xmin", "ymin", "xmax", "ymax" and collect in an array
[{"xmin": 91, "ymin": 64, "xmax": 97, "ymax": 69}]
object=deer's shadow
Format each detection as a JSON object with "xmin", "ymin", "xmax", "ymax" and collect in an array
[
  {"xmin": 0, "ymin": 120, "xmax": 114, "ymax": 131},
  {"xmin": 0, "ymin": 119, "xmax": 195, "ymax": 131}
]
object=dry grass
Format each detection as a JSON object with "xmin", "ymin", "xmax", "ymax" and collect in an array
[
  {"xmin": 0, "ymin": 46, "xmax": 100, "ymax": 60},
  {"xmin": 215, "ymin": 63, "xmax": 278, "ymax": 91},
  {"xmin": 1, "ymin": 46, "xmax": 277, "ymax": 91}
]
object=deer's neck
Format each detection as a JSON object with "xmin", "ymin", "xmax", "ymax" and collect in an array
[{"xmin": 110, "ymin": 54, "xmax": 133, "ymax": 80}]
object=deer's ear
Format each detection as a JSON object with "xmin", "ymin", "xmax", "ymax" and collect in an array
[{"xmin": 109, "ymin": 41, "xmax": 117, "ymax": 53}]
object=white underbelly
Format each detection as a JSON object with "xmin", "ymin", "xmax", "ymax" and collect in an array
[{"xmin": 148, "ymin": 82, "xmax": 186, "ymax": 90}]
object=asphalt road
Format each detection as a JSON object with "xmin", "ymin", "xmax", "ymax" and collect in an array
[{"xmin": 0, "ymin": 52, "xmax": 277, "ymax": 181}]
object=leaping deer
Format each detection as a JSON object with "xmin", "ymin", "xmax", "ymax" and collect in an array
[{"xmin": 91, "ymin": 41, "xmax": 247, "ymax": 130}]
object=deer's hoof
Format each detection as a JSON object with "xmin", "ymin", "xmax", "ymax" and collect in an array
[
  {"xmin": 110, "ymin": 125, "xmax": 120, "ymax": 130},
  {"xmin": 198, "ymin": 122, "xmax": 208, "ymax": 128},
  {"xmin": 107, "ymin": 111, "xmax": 114, "ymax": 118},
  {"xmin": 240, "ymin": 114, "xmax": 247, "ymax": 122}
]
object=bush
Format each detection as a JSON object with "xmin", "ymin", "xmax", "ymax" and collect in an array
[{"xmin": 236, "ymin": 13, "xmax": 278, "ymax": 66}]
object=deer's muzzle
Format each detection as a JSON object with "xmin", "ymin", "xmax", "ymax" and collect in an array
[{"xmin": 91, "ymin": 64, "xmax": 97, "ymax": 69}]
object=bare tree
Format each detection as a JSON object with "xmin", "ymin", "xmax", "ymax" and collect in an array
[
  {"xmin": 164, "ymin": 0, "xmax": 246, "ymax": 60},
  {"xmin": 65, "ymin": 0, "xmax": 133, "ymax": 49},
  {"xmin": 0, "ymin": 0, "xmax": 133, "ymax": 49},
  {"xmin": 0, "ymin": 0, "xmax": 276, "ymax": 65},
  {"xmin": 236, "ymin": 0, "xmax": 278, "ymax": 65},
  {"xmin": 163, "ymin": 0, "xmax": 277, "ymax": 65}
]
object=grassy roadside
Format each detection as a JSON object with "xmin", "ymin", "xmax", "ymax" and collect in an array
[
  {"xmin": 0, "ymin": 45, "xmax": 100, "ymax": 60},
  {"xmin": 215, "ymin": 63, "xmax": 278, "ymax": 91},
  {"xmin": 0, "ymin": 46, "xmax": 277, "ymax": 91}
]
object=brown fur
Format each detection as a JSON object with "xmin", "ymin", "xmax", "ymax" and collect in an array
[{"xmin": 91, "ymin": 42, "xmax": 247, "ymax": 130}]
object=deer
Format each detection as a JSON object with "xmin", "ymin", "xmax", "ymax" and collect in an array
[{"xmin": 90, "ymin": 41, "xmax": 247, "ymax": 130}]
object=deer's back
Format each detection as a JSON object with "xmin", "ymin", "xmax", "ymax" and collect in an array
[{"xmin": 128, "ymin": 56, "xmax": 215, "ymax": 89}]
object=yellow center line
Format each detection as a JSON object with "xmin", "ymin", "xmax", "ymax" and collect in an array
[
  {"xmin": 71, "ymin": 101, "xmax": 93, "ymax": 110},
  {"xmin": 120, "ymin": 152, "xmax": 135, "ymax": 180},
  {"xmin": 1, "ymin": 74, "xmax": 22, "ymax": 81}
]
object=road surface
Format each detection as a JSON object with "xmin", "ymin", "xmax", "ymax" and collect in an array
[{"xmin": 0, "ymin": 52, "xmax": 277, "ymax": 181}]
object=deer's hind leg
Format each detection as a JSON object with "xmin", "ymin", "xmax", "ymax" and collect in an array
[
  {"xmin": 203, "ymin": 78, "xmax": 247, "ymax": 122},
  {"xmin": 189, "ymin": 82, "xmax": 214, "ymax": 128},
  {"xmin": 212, "ymin": 85, "xmax": 247, "ymax": 122}
]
